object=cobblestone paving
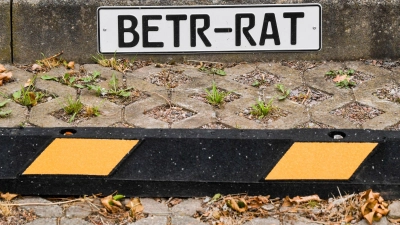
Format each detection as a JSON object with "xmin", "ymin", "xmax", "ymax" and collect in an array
[
  {"xmin": 1, "ymin": 61, "xmax": 399, "ymax": 130},
  {"xmin": 1, "ymin": 60, "xmax": 400, "ymax": 224}
]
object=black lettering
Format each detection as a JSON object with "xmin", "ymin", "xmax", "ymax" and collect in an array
[
  {"xmin": 283, "ymin": 12, "xmax": 304, "ymax": 45},
  {"xmin": 235, "ymin": 14, "xmax": 256, "ymax": 46},
  {"xmin": 166, "ymin": 15, "xmax": 187, "ymax": 47},
  {"xmin": 142, "ymin": 15, "xmax": 164, "ymax": 48},
  {"xmin": 259, "ymin": 13, "xmax": 280, "ymax": 46},
  {"xmin": 118, "ymin": 15, "xmax": 140, "ymax": 48},
  {"xmin": 190, "ymin": 15, "xmax": 211, "ymax": 47}
]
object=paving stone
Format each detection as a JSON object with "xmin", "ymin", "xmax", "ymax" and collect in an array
[
  {"xmin": 171, "ymin": 199, "xmax": 203, "ymax": 216},
  {"xmin": 124, "ymin": 97, "xmax": 169, "ymax": 128},
  {"xmin": 14, "ymin": 197, "xmax": 63, "ymax": 218},
  {"xmin": 29, "ymin": 100, "xmax": 73, "ymax": 127},
  {"xmin": 356, "ymin": 217, "xmax": 390, "ymax": 225},
  {"xmin": 60, "ymin": 218, "xmax": 92, "ymax": 225},
  {"xmin": 0, "ymin": 96, "xmax": 27, "ymax": 127},
  {"xmin": 83, "ymin": 64, "xmax": 124, "ymax": 80},
  {"xmin": 0, "ymin": 66, "xmax": 35, "ymax": 95},
  {"xmin": 388, "ymin": 201, "xmax": 400, "ymax": 219},
  {"xmin": 257, "ymin": 62, "xmax": 303, "ymax": 95},
  {"xmin": 170, "ymin": 94, "xmax": 214, "ymax": 129},
  {"xmin": 78, "ymin": 94, "xmax": 123, "ymax": 127},
  {"xmin": 140, "ymin": 198, "xmax": 170, "ymax": 215},
  {"xmin": 65, "ymin": 204, "xmax": 92, "ymax": 218},
  {"xmin": 25, "ymin": 218, "xmax": 57, "ymax": 225},
  {"xmin": 171, "ymin": 216, "xmax": 206, "ymax": 225},
  {"xmin": 171, "ymin": 67, "xmax": 214, "ymax": 94},
  {"xmin": 282, "ymin": 216, "xmax": 321, "ymax": 225},
  {"xmin": 243, "ymin": 217, "xmax": 280, "ymax": 225},
  {"xmin": 128, "ymin": 216, "xmax": 167, "ymax": 225},
  {"xmin": 35, "ymin": 77, "xmax": 77, "ymax": 99},
  {"xmin": 224, "ymin": 63, "xmax": 256, "ymax": 77}
]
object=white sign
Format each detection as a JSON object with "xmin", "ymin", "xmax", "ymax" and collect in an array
[{"xmin": 97, "ymin": 4, "xmax": 321, "ymax": 54}]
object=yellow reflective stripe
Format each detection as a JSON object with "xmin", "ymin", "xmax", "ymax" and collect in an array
[
  {"xmin": 23, "ymin": 138, "xmax": 139, "ymax": 176},
  {"xmin": 266, "ymin": 142, "xmax": 377, "ymax": 180}
]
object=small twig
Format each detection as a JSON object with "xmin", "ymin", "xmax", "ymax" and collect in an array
[
  {"xmin": 0, "ymin": 198, "xmax": 83, "ymax": 207},
  {"xmin": 152, "ymin": 92, "xmax": 172, "ymax": 108},
  {"xmin": 165, "ymin": 197, "xmax": 173, "ymax": 205},
  {"xmin": 302, "ymin": 88, "xmax": 311, "ymax": 104},
  {"xmin": 43, "ymin": 51, "xmax": 64, "ymax": 61}
]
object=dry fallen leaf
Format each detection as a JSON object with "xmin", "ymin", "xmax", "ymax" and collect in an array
[
  {"xmin": 31, "ymin": 64, "xmax": 42, "ymax": 71},
  {"xmin": 24, "ymin": 79, "xmax": 32, "ymax": 88},
  {"xmin": 28, "ymin": 92, "xmax": 37, "ymax": 106},
  {"xmin": 345, "ymin": 215, "xmax": 354, "ymax": 223},
  {"xmin": 388, "ymin": 218, "xmax": 400, "ymax": 223},
  {"xmin": 212, "ymin": 211, "xmax": 221, "ymax": 219},
  {"xmin": 101, "ymin": 195, "xmax": 123, "ymax": 213},
  {"xmin": 125, "ymin": 198, "xmax": 143, "ymax": 214},
  {"xmin": 282, "ymin": 196, "xmax": 293, "ymax": 207},
  {"xmin": 290, "ymin": 195, "xmax": 321, "ymax": 204},
  {"xmin": 225, "ymin": 197, "xmax": 248, "ymax": 213},
  {"xmin": 67, "ymin": 61, "xmax": 75, "ymax": 69},
  {"xmin": 169, "ymin": 198, "xmax": 182, "ymax": 207},
  {"xmin": 0, "ymin": 64, "xmax": 6, "ymax": 73},
  {"xmin": 360, "ymin": 189, "xmax": 389, "ymax": 225},
  {"xmin": 333, "ymin": 74, "xmax": 351, "ymax": 83},
  {"xmin": 0, "ymin": 72, "xmax": 12, "ymax": 86},
  {"xmin": 248, "ymin": 195, "xmax": 270, "ymax": 208},
  {"xmin": 1, "ymin": 192, "xmax": 18, "ymax": 201}
]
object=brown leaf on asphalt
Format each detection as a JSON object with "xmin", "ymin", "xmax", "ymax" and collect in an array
[
  {"xmin": 0, "ymin": 192, "xmax": 18, "ymax": 201},
  {"xmin": 290, "ymin": 195, "xmax": 321, "ymax": 204},
  {"xmin": 67, "ymin": 61, "xmax": 75, "ymax": 69},
  {"xmin": 0, "ymin": 64, "xmax": 6, "ymax": 73},
  {"xmin": 225, "ymin": 197, "xmax": 248, "ymax": 213},
  {"xmin": 360, "ymin": 189, "xmax": 389, "ymax": 225},
  {"xmin": 125, "ymin": 198, "xmax": 143, "ymax": 214},
  {"xmin": 101, "ymin": 195, "xmax": 123, "ymax": 213},
  {"xmin": 333, "ymin": 74, "xmax": 351, "ymax": 83}
]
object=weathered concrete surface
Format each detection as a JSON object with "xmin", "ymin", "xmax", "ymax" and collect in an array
[
  {"xmin": 0, "ymin": 0, "xmax": 11, "ymax": 63},
  {"xmin": 10, "ymin": 0, "xmax": 400, "ymax": 64}
]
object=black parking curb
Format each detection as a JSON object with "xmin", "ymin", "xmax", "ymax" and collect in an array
[{"xmin": 0, "ymin": 128, "xmax": 399, "ymax": 198}]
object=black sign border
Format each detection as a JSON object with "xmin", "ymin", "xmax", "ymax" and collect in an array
[{"xmin": 97, "ymin": 4, "xmax": 322, "ymax": 54}]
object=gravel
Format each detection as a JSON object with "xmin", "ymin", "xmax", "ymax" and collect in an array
[
  {"xmin": 233, "ymin": 69, "xmax": 280, "ymax": 88},
  {"xmin": 144, "ymin": 69, "xmax": 191, "ymax": 88},
  {"xmin": 372, "ymin": 83, "xmax": 400, "ymax": 103},
  {"xmin": 144, "ymin": 104, "xmax": 196, "ymax": 124},
  {"xmin": 330, "ymin": 102, "xmax": 384, "ymax": 125},
  {"xmin": 289, "ymin": 86, "xmax": 332, "ymax": 107}
]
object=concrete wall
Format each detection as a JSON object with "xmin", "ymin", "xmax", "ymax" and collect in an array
[
  {"xmin": 0, "ymin": 0, "xmax": 11, "ymax": 62},
  {"xmin": 5, "ymin": 0, "xmax": 400, "ymax": 63}
]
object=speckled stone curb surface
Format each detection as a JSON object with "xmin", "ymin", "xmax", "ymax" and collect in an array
[{"xmin": 0, "ymin": 0, "xmax": 399, "ymax": 63}]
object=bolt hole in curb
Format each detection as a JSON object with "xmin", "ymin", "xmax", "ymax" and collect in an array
[
  {"xmin": 60, "ymin": 129, "xmax": 77, "ymax": 136},
  {"xmin": 328, "ymin": 131, "xmax": 346, "ymax": 140}
]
